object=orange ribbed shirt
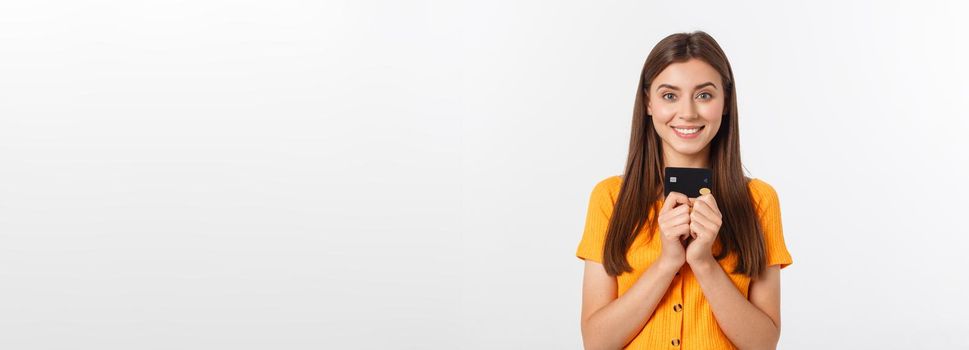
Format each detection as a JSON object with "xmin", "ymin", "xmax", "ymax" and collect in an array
[{"xmin": 576, "ymin": 175, "xmax": 793, "ymax": 350}]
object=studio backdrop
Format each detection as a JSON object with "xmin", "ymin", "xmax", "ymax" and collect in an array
[{"xmin": 1, "ymin": 1, "xmax": 967, "ymax": 349}]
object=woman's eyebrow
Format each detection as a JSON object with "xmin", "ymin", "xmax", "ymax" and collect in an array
[{"xmin": 656, "ymin": 82, "xmax": 718, "ymax": 91}]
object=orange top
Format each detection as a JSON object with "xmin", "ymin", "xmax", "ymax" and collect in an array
[{"xmin": 576, "ymin": 175, "xmax": 793, "ymax": 349}]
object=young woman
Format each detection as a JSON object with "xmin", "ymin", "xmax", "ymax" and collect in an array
[{"xmin": 575, "ymin": 31, "xmax": 793, "ymax": 350}]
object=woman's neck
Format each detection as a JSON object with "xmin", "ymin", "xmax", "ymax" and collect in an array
[{"xmin": 662, "ymin": 146, "xmax": 711, "ymax": 168}]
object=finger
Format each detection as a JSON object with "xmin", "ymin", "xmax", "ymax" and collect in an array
[
  {"xmin": 691, "ymin": 220, "xmax": 714, "ymax": 236},
  {"xmin": 667, "ymin": 212, "xmax": 690, "ymax": 226},
  {"xmin": 661, "ymin": 207, "xmax": 691, "ymax": 229},
  {"xmin": 673, "ymin": 203, "xmax": 691, "ymax": 216},
  {"xmin": 668, "ymin": 191, "xmax": 690, "ymax": 208},
  {"xmin": 659, "ymin": 202, "xmax": 687, "ymax": 221},
  {"xmin": 690, "ymin": 206, "xmax": 712, "ymax": 230},
  {"xmin": 690, "ymin": 222, "xmax": 703, "ymax": 237},
  {"xmin": 674, "ymin": 224, "xmax": 692, "ymax": 239},
  {"xmin": 661, "ymin": 191, "xmax": 683, "ymax": 212},
  {"xmin": 698, "ymin": 193, "xmax": 720, "ymax": 215},
  {"xmin": 691, "ymin": 200, "xmax": 722, "ymax": 227},
  {"xmin": 690, "ymin": 214, "xmax": 716, "ymax": 234},
  {"xmin": 691, "ymin": 199, "xmax": 713, "ymax": 219},
  {"xmin": 665, "ymin": 224, "xmax": 690, "ymax": 240},
  {"xmin": 690, "ymin": 200, "xmax": 709, "ymax": 220},
  {"xmin": 661, "ymin": 194, "xmax": 676, "ymax": 212}
]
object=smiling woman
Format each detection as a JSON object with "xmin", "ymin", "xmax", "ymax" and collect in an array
[
  {"xmin": 650, "ymin": 62, "xmax": 724, "ymax": 149},
  {"xmin": 576, "ymin": 31, "xmax": 793, "ymax": 350}
]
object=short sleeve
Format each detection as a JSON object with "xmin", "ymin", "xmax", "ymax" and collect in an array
[
  {"xmin": 750, "ymin": 179, "xmax": 793, "ymax": 269},
  {"xmin": 575, "ymin": 176, "xmax": 620, "ymax": 263}
]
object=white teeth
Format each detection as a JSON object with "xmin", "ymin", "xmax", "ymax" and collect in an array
[{"xmin": 673, "ymin": 127, "xmax": 701, "ymax": 135}]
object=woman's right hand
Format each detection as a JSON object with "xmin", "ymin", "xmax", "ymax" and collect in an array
[{"xmin": 656, "ymin": 191, "xmax": 692, "ymax": 272}]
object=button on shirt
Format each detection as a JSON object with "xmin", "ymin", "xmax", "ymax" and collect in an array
[{"xmin": 576, "ymin": 176, "xmax": 793, "ymax": 349}]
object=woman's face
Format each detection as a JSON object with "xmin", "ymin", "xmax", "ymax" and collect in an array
[{"xmin": 647, "ymin": 58, "xmax": 725, "ymax": 159}]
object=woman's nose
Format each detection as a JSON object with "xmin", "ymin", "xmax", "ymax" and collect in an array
[{"xmin": 679, "ymin": 101, "xmax": 699, "ymax": 119}]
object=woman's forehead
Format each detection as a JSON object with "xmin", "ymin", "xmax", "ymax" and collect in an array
[{"xmin": 653, "ymin": 59, "xmax": 722, "ymax": 88}]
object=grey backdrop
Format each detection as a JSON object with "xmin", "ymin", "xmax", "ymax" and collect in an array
[{"xmin": 1, "ymin": 0, "xmax": 967, "ymax": 349}]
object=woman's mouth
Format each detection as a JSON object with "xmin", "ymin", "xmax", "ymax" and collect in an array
[{"xmin": 672, "ymin": 125, "xmax": 704, "ymax": 139}]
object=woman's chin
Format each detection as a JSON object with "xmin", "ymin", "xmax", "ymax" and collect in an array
[{"xmin": 669, "ymin": 144, "xmax": 708, "ymax": 157}]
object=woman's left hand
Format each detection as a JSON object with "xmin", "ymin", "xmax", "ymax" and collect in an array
[{"xmin": 686, "ymin": 193, "xmax": 723, "ymax": 264}]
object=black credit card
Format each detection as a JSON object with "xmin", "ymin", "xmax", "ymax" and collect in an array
[{"xmin": 663, "ymin": 167, "xmax": 712, "ymax": 198}]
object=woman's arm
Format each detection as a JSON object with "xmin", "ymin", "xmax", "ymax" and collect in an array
[
  {"xmin": 580, "ymin": 259, "xmax": 679, "ymax": 350},
  {"xmin": 690, "ymin": 259, "xmax": 783, "ymax": 350}
]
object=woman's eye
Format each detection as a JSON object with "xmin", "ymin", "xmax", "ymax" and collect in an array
[
  {"xmin": 697, "ymin": 92, "xmax": 712, "ymax": 100},
  {"xmin": 663, "ymin": 93, "xmax": 676, "ymax": 101}
]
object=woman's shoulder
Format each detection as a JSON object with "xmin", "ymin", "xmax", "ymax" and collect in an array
[
  {"xmin": 596, "ymin": 174, "xmax": 623, "ymax": 188},
  {"xmin": 589, "ymin": 174, "xmax": 623, "ymax": 198},
  {"xmin": 746, "ymin": 177, "xmax": 780, "ymax": 206}
]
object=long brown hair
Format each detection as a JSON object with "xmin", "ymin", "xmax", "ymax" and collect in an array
[{"xmin": 602, "ymin": 31, "xmax": 767, "ymax": 278}]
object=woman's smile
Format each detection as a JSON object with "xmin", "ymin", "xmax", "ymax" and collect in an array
[{"xmin": 672, "ymin": 125, "xmax": 705, "ymax": 139}]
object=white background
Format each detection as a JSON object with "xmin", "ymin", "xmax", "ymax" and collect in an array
[{"xmin": 1, "ymin": 1, "xmax": 967, "ymax": 349}]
